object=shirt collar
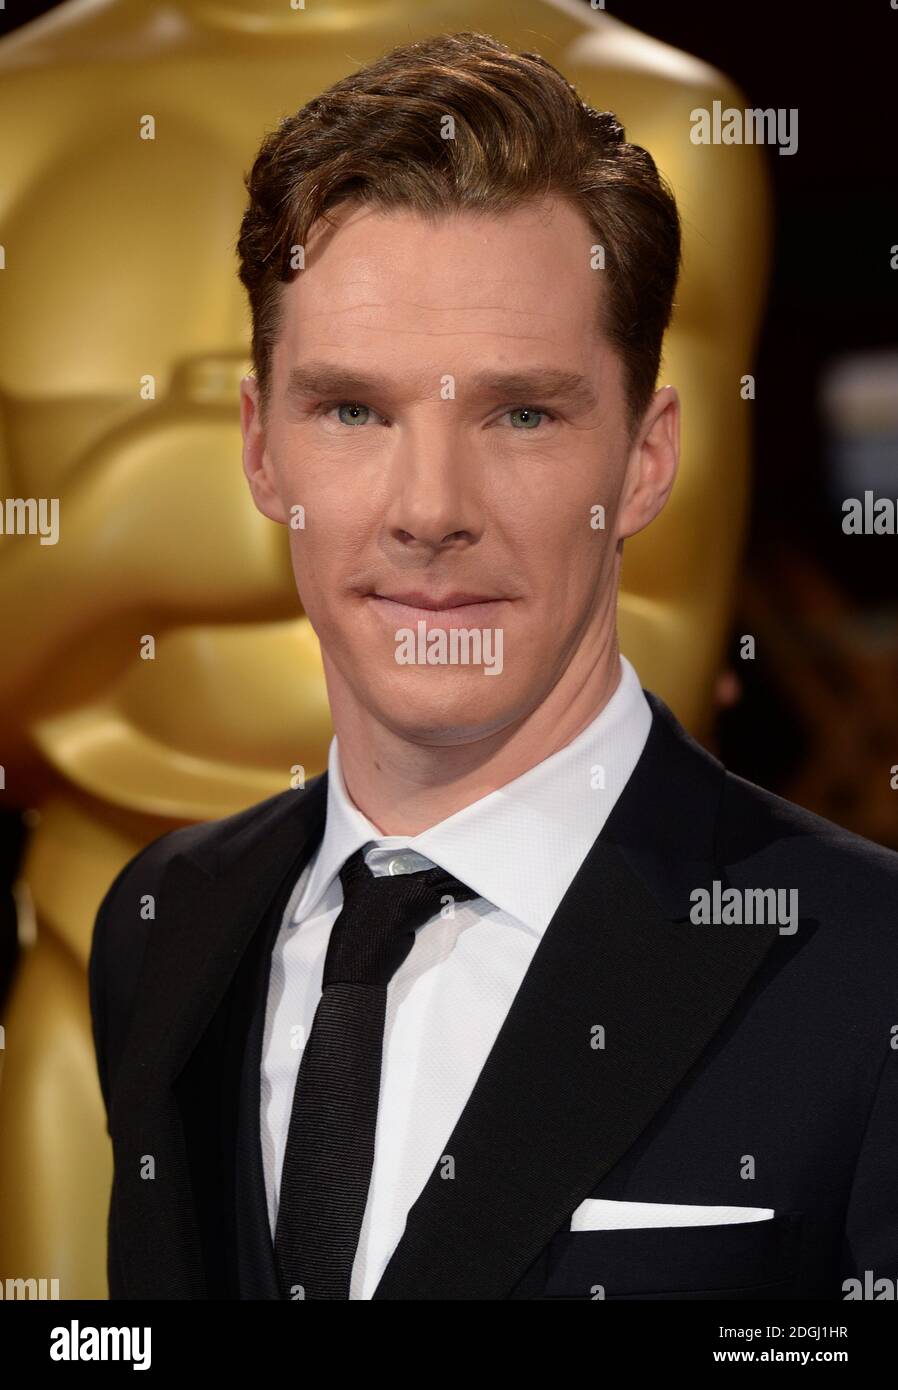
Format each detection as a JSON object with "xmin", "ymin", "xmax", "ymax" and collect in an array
[{"xmin": 294, "ymin": 654, "xmax": 652, "ymax": 937}]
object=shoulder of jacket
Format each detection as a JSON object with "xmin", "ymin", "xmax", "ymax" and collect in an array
[
  {"xmin": 720, "ymin": 768, "xmax": 898, "ymax": 898},
  {"xmin": 109, "ymin": 779, "xmax": 323, "ymax": 894}
]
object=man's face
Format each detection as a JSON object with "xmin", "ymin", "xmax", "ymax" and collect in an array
[{"xmin": 241, "ymin": 196, "xmax": 675, "ymax": 745}]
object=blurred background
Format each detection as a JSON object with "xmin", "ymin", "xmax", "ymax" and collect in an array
[
  {"xmin": 621, "ymin": 0, "xmax": 898, "ymax": 846},
  {"xmin": 0, "ymin": 0, "xmax": 895, "ymax": 1295}
]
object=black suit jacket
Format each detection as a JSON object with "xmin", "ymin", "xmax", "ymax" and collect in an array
[{"xmin": 88, "ymin": 691, "xmax": 898, "ymax": 1299}]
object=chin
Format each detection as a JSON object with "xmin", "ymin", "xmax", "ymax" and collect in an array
[{"xmin": 367, "ymin": 673, "xmax": 521, "ymax": 745}]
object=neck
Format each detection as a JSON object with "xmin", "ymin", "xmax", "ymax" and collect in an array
[{"xmin": 328, "ymin": 628, "xmax": 623, "ymax": 836}]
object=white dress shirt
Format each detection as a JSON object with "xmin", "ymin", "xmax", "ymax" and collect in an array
[{"xmin": 260, "ymin": 653, "xmax": 652, "ymax": 1298}]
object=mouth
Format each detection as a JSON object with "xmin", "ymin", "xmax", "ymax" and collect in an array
[{"xmin": 366, "ymin": 591, "xmax": 510, "ymax": 629}]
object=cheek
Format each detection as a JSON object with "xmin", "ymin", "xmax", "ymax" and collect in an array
[
  {"xmin": 285, "ymin": 527, "xmax": 336, "ymax": 626},
  {"xmin": 517, "ymin": 502, "xmax": 609, "ymax": 598},
  {"xmin": 547, "ymin": 540, "xmax": 614, "ymax": 649}
]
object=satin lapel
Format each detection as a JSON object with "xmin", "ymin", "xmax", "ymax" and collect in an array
[
  {"xmin": 373, "ymin": 695, "xmax": 782, "ymax": 1299},
  {"xmin": 111, "ymin": 776, "xmax": 328, "ymax": 1299}
]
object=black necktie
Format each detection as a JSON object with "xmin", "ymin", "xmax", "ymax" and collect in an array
[{"xmin": 273, "ymin": 845, "xmax": 479, "ymax": 1300}]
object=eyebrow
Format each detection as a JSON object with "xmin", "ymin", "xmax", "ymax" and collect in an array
[{"xmin": 284, "ymin": 362, "xmax": 599, "ymax": 412}]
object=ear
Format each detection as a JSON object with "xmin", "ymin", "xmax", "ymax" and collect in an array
[
  {"xmin": 617, "ymin": 386, "xmax": 680, "ymax": 540},
  {"xmin": 240, "ymin": 373, "xmax": 289, "ymax": 524}
]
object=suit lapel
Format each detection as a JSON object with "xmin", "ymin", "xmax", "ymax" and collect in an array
[
  {"xmin": 373, "ymin": 693, "xmax": 782, "ymax": 1299},
  {"xmin": 111, "ymin": 777, "xmax": 329, "ymax": 1298}
]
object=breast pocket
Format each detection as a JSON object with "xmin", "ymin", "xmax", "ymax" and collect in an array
[{"xmin": 540, "ymin": 1211, "xmax": 803, "ymax": 1299}]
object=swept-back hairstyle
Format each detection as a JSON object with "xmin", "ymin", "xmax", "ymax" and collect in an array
[{"xmin": 237, "ymin": 30, "xmax": 681, "ymax": 434}]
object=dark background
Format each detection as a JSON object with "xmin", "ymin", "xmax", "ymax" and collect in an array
[{"xmin": 623, "ymin": 0, "xmax": 898, "ymax": 822}]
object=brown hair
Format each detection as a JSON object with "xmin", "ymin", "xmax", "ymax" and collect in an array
[{"xmin": 236, "ymin": 30, "xmax": 681, "ymax": 435}]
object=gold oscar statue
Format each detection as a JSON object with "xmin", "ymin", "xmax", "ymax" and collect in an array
[{"xmin": 0, "ymin": 0, "xmax": 771, "ymax": 1297}]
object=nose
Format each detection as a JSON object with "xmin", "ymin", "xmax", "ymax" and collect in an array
[{"xmin": 384, "ymin": 414, "xmax": 480, "ymax": 551}]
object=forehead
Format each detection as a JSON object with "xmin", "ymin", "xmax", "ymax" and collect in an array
[{"xmin": 276, "ymin": 197, "xmax": 606, "ymax": 365}]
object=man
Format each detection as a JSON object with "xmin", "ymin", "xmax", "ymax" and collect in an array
[{"xmin": 89, "ymin": 32, "xmax": 898, "ymax": 1301}]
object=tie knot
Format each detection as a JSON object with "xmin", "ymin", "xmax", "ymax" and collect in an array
[{"xmin": 323, "ymin": 847, "xmax": 479, "ymax": 987}]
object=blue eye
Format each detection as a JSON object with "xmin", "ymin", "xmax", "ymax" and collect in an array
[
  {"xmin": 507, "ymin": 407, "xmax": 551, "ymax": 429},
  {"xmin": 334, "ymin": 403, "xmax": 371, "ymax": 426},
  {"xmin": 318, "ymin": 401, "xmax": 555, "ymax": 430}
]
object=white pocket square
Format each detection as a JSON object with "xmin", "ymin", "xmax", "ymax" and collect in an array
[{"xmin": 570, "ymin": 1199, "xmax": 775, "ymax": 1231}]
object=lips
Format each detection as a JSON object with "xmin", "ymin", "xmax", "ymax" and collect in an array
[
  {"xmin": 373, "ymin": 591, "xmax": 501, "ymax": 610},
  {"xmin": 366, "ymin": 592, "xmax": 509, "ymax": 630}
]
